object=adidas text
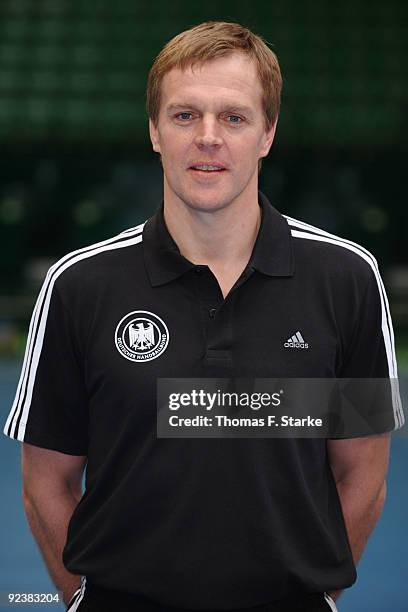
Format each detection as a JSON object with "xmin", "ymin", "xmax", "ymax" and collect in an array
[{"xmin": 284, "ymin": 341, "xmax": 309, "ymax": 349}]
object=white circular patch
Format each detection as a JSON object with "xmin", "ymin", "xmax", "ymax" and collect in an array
[{"xmin": 115, "ymin": 310, "xmax": 169, "ymax": 362}]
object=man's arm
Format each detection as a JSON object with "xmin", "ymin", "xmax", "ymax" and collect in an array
[
  {"xmin": 21, "ymin": 442, "xmax": 87, "ymax": 606},
  {"xmin": 326, "ymin": 433, "xmax": 390, "ymax": 601}
]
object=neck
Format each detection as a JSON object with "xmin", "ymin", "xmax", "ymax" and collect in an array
[{"xmin": 163, "ymin": 191, "xmax": 261, "ymax": 268}]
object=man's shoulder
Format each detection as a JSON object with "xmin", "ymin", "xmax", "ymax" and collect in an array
[
  {"xmin": 284, "ymin": 213, "xmax": 379, "ymax": 283},
  {"xmin": 50, "ymin": 221, "xmax": 146, "ymax": 292}
]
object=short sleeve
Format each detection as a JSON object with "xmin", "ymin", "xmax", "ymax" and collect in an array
[
  {"xmin": 332, "ymin": 264, "xmax": 405, "ymax": 437},
  {"xmin": 3, "ymin": 272, "xmax": 89, "ymax": 455}
]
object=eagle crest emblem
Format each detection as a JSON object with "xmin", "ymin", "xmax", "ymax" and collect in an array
[
  {"xmin": 129, "ymin": 322, "xmax": 155, "ymax": 351},
  {"xmin": 115, "ymin": 311, "xmax": 169, "ymax": 362}
]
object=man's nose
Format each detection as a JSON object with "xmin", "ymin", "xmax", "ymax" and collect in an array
[{"xmin": 194, "ymin": 115, "xmax": 223, "ymax": 147}]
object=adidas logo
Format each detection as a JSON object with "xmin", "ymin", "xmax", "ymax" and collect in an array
[{"xmin": 284, "ymin": 331, "xmax": 309, "ymax": 349}]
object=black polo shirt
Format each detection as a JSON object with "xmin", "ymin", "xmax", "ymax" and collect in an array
[{"xmin": 4, "ymin": 192, "xmax": 404, "ymax": 609}]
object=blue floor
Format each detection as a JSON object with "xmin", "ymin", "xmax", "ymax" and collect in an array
[{"xmin": 1, "ymin": 361, "xmax": 407, "ymax": 612}]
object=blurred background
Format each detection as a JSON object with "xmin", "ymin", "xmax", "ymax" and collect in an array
[{"xmin": 0, "ymin": 0, "xmax": 406, "ymax": 611}]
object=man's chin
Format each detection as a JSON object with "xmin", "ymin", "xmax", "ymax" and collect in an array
[
  {"xmin": 178, "ymin": 189, "xmax": 236, "ymax": 213},
  {"xmin": 187, "ymin": 200, "xmax": 229, "ymax": 213}
]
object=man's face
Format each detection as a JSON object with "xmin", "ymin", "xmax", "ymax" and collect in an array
[{"xmin": 149, "ymin": 52, "xmax": 277, "ymax": 212}]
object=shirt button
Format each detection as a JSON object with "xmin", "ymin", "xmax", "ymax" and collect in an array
[
  {"xmin": 195, "ymin": 267, "xmax": 203, "ymax": 274},
  {"xmin": 209, "ymin": 308, "xmax": 216, "ymax": 319}
]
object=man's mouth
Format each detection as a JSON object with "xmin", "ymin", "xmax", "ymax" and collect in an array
[{"xmin": 189, "ymin": 164, "xmax": 226, "ymax": 173}]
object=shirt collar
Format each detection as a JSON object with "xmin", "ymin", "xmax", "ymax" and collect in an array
[{"xmin": 143, "ymin": 191, "xmax": 294, "ymax": 287}]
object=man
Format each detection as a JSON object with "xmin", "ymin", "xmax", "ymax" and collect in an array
[{"xmin": 3, "ymin": 21, "xmax": 404, "ymax": 612}]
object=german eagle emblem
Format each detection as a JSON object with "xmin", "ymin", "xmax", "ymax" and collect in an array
[{"xmin": 128, "ymin": 322, "xmax": 155, "ymax": 351}]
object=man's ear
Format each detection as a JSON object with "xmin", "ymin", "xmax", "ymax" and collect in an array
[
  {"xmin": 259, "ymin": 118, "xmax": 278, "ymax": 159},
  {"xmin": 149, "ymin": 118, "xmax": 161, "ymax": 154}
]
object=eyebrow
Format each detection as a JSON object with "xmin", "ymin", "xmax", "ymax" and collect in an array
[{"xmin": 166, "ymin": 103, "xmax": 254, "ymax": 116}]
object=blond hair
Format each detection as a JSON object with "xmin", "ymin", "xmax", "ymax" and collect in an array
[{"xmin": 146, "ymin": 21, "xmax": 282, "ymax": 130}]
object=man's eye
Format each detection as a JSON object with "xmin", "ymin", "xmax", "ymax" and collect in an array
[
  {"xmin": 227, "ymin": 115, "xmax": 243, "ymax": 123},
  {"xmin": 176, "ymin": 112, "xmax": 193, "ymax": 120}
]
